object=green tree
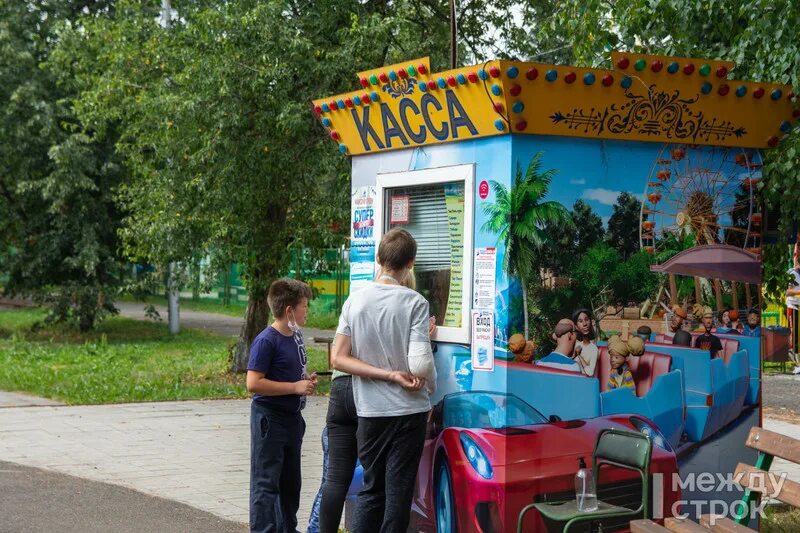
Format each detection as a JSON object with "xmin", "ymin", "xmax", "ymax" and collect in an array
[
  {"xmin": 573, "ymin": 199, "xmax": 606, "ymax": 258},
  {"xmin": 605, "ymin": 192, "xmax": 642, "ymax": 260},
  {"xmin": 0, "ymin": 1, "xmax": 123, "ymax": 331},
  {"xmin": 482, "ymin": 152, "xmax": 574, "ymax": 337}
]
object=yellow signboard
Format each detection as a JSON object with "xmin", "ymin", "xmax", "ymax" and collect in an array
[{"xmin": 312, "ymin": 53, "xmax": 796, "ymax": 155}]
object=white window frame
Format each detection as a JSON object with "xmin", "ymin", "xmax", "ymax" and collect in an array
[{"xmin": 375, "ymin": 164, "xmax": 474, "ymax": 344}]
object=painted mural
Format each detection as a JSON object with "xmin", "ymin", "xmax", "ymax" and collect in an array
[{"xmin": 319, "ymin": 52, "xmax": 791, "ymax": 532}]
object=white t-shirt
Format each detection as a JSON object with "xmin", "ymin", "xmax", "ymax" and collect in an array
[
  {"xmin": 336, "ymin": 282, "xmax": 432, "ymax": 417},
  {"xmin": 576, "ymin": 342, "xmax": 598, "ymax": 376},
  {"xmin": 787, "ymin": 268, "xmax": 800, "ymax": 311}
]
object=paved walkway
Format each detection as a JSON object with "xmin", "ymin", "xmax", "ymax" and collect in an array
[
  {"xmin": 0, "ymin": 397, "xmax": 328, "ymax": 528},
  {"xmin": 115, "ymin": 301, "xmax": 336, "ymax": 348},
  {"xmin": 0, "ymin": 391, "xmax": 62, "ymax": 408}
]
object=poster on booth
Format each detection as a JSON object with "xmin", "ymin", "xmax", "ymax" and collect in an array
[
  {"xmin": 443, "ymin": 183, "xmax": 464, "ymax": 327},
  {"xmin": 473, "ymin": 247, "xmax": 496, "ymax": 310},
  {"xmin": 350, "ymin": 186, "xmax": 377, "ymax": 293},
  {"xmin": 471, "ymin": 310, "xmax": 494, "ymax": 371}
]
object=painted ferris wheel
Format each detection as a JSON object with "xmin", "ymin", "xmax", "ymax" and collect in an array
[{"xmin": 639, "ymin": 144, "xmax": 763, "ymax": 257}]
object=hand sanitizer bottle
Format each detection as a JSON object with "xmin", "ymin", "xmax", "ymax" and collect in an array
[{"xmin": 575, "ymin": 457, "xmax": 598, "ymax": 512}]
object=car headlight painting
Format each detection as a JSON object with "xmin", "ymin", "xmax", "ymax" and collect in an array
[
  {"xmin": 629, "ymin": 417, "xmax": 670, "ymax": 452},
  {"xmin": 459, "ymin": 433, "xmax": 493, "ymax": 479}
]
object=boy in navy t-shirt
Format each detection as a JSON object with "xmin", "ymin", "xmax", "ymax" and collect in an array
[{"xmin": 247, "ymin": 278, "xmax": 317, "ymax": 533}]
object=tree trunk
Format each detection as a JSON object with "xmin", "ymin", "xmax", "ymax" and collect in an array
[
  {"xmin": 522, "ymin": 282, "xmax": 529, "ymax": 339},
  {"xmin": 732, "ymin": 281, "xmax": 739, "ymax": 310},
  {"xmin": 231, "ymin": 291, "xmax": 270, "ymax": 373},
  {"xmin": 669, "ymin": 273, "xmax": 678, "ymax": 305},
  {"xmin": 713, "ymin": 279, "xmax": 723, "ymax": 311}
]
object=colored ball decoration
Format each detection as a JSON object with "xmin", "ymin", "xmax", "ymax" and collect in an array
[
  {"xmin": 768, "ymin": 136, "xmax": 779, "ymax": 147},
  {"xmin": 507, "ymin": 66, "xmax": 519, "ymax": 79},
  {"xmin": 314, "ymin": 105, "xmax": 322, "ymax": 114},
  {"xmin": 447, "ymin": 76, "xmax": 457, "ymax": 87},
  {"xmin": 545, "ymin": 69, "xmax": 558, "ymax": 82},
  {"xmin": 718, "ymin": 84, "xmax": 730, "ymax": 96},
  {"xmin": 620, "ymin": 76, "xmax": 632, "ymax": 89},
  {"xmin": 735, "ymin": 86, "xmax": 747, "ymax": 97},
  {"xmin": 683, "ymin": 63, "xmax": 695, "ymax": 75},
  {"xmin": 353, "ymin": 95, "xmax": 362, "ymax": 105},
  {"xmin": 407, "ymin": 65, "xmax": 417, "ymax": 77},
  {"xmin": 370, "ymin": 91, "xmax": 379, "ymax": 101},
  {"xmin": 651, "ymin": 60, "xmax": 663, "ymax": 72},
  {"xmin": 526, "ymin": 67, "xmax": 539, "ymax": 80},
  {"xmin": 344, "ymin": 98, "xmax": 353, "ymax": 108},
  {"xmin": 398, "ymin": 68, "xmax": 407, "ymax": 79},
  {"xmin": 388, "ymin": 70, "xmax": 397, "ymax": 81},
  {"xmin": 515, "ymin": 120, "xmax": 528, "ymax": 131},
  {"xmin": 583, "ymin": 73, "xmax": 596, "ymax": 85},
  {"xmin": 467, "ymin": 71, "xmax": 478, "ymax": 83},
  {"xmin": 418, "ymin": 82, "xmax": 427, "ymax": 92},
  {"xmin": 359, "ymin": 77, "xmax": 369, "ymax": 88},
  {"xmin": 494, "ymin": 119, "xmax": 505, "ymax": 131},
  {"xmin": 716, "ymin": 66, "xmax": 728, "ymax": 78},
  {"xmin": 379, "ymin": 72, "xmax": 388, "ymax": 83},
  {"xmin": 329, "ymin": 130, "xmax": 339, "ymax": 140},
  {"xmin": 438, "ymin": 77, "xmax": 447, "ymax": 89},
  {"xmin": 321, "ymin": 117, "xmax": 331, "ymax": 127},
  {"xmin": 781, "ymin": 121, "xmax": 792, "ymax": 133},
  {"xmin": 361, "ymin": 94, "xmax": 370, "ymax": 104},
  {"xmin": 493, "ymin": 102, "xmax": 504, "ymax": 113},
  {"xmin": 478, "ymin": 69, "xmax": 489, "ymax": 80},
  {"xmin": 339, "ymin": 144, "xmax": 347, "ymax": 154},
  {"xmin": 701, "ymin": 82, "xmax": 712, "ymax": 94},
  {"xmin": 699, "ymin": 64, "xmax": 711, "ymax": 76},
  {"xmin": 427, "ymin": 80, "xmax": 437, "ymax": 90},
  {"xmin": 456, "ymin": 73, "xmax": 467, "ymax": 85},
  {"xmin": 369, "ymin": 74, "xmax": 379, "ymax": 85},
  {"xmin": 771, "ymin": 89, "xmax": 783, "ymax": 100},
  {"xmin": 616, "ymin": 56, "xmax": 630, "ymax": 69},
  {"xmin": 337, "ymin": 99, "xmax": 346, "ymax": 109},
  {"xmin": 330, "ymin": 101, "xmax": 339, "ymax": 111},
  {"xmin": 512, "ymin": 101, "xmax": 524, "ymax": 114},
  {"xmin": 564, "ymin": 71, "xmax": 577, "ymax": 84},
  {"xmin": 667, "ymin": 62, "xmax": 679, "ymax": 74},
  {"xmin": 489, "ymin": 66, "xmax": 501, "ymax": 78},
  {"xmin": 601, "ymin": 74, "xmax": 614, "ymax": 86},
  {"xmin": 753, "ymin": 87, "xmax": 765, "ymax": 99},
  {"xmin": 417, "ymin": 64, "xmax": 428, "ymax": 74},
  {"xmin": 509, "ymin": 83, "xmax": 522, "ymax": 96},
  {"xmin": 491, "ymin": 84, "xmax": 502, "ymax": 96}
]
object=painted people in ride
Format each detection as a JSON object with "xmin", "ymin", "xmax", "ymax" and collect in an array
[
  {"xmin": 667, "ymin": 305, "xmax": 688, "ymax": 338},
  {"xmin": 606, "ymin": 336, "xmax": 635, "ymax": 391},
  {"xmin": 742, "ymin": 308, "xmax": 761, "ymax": 337},
  {"xmin": 572, "ymin": 308, "xmax": 598, "ymax": 376},
  {"xmin": 536, "ymin": 319, "xmax": 581, "ymax": 372},
  {"xmin": 672, "ymin": 330, "xmax": 693, "ymax": 347},
  {"xmin": 694, "ymin": 308, "xmax": 723, "ymax": 358},
  {"xmin": 633, "ymin": 325, "xmax": 652, "ymax": 342},
  {"xmin": 718, "ymin": 308, "xmax": 734, "ymax": 332}
]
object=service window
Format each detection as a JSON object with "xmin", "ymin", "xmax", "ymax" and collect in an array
[{"xmin": 375, "ymin": 164, "xmax": 474, "ymax": 343}]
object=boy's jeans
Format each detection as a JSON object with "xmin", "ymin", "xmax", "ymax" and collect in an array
[{"xmin": 250, "ymin": 401, "xmax": 305, "ymax": 533}]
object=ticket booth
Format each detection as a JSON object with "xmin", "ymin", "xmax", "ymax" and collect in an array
[{"xmin": 314, "ymin": 53, "xmax": 794, "ymax": 531}]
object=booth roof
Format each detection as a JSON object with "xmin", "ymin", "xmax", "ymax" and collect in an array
[{"xmin": 312, "ymin": 52, "xmax": 797, "ymax": 157}]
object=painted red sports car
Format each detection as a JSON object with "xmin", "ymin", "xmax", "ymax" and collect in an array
[{"xmin": 409, "ymin": 391, "xmax": 680, "ymax": 532}]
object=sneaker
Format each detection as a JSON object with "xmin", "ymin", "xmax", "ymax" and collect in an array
[{"xmin": 793, "ymin": 366, "xmax": 800, "ymax": 375}]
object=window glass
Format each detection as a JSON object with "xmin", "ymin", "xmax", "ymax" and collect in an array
[{"xmin": 385, "ymin": 181, "xmax": 465, "ymax": 328}]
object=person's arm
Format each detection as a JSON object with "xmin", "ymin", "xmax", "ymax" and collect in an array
[
  {"xmin": 246, "ymin": 371, "xmax": 315, "ymax": 396},
  {"xmin": 331, "ymin": 333, "xmax": 421, "ymax": 389}
]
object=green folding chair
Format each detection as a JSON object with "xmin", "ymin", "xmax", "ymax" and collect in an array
[{"xmin": 517, "ymin": 428, "xmax": 652, "ymax": 533}]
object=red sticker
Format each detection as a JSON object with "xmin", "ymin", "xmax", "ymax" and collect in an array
[{"xmin": 479, "ymin": 180, "xmax": 489, "ymax": 199}]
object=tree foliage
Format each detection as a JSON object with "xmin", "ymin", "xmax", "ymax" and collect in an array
[{"xmin": 605, "ymin": 191, "xmax": 642, "ymax": 260}]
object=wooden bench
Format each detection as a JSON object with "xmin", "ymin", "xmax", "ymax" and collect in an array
[
  {"xmin": 631, "ymin": 426, "xmax": 800, "ymax": 532},
  {"xmin": 313, "ymin": 336, "xmax": 334, "ymax": 369}
]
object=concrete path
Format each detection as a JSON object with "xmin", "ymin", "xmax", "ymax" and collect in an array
[
  {"xmin": 0, "ymin": 397, "xmax": 329, "ymax": 529},
  {"xmin": 0, "ymin": 391, "xmax": 62, "ymax": 408},
  {"xmin": 0, "ymin": 459, "xmax": 245, "ymax": 533},
  {"xmin": 115, "ymin": 301, "xmax": 336, "ymax": 348}
]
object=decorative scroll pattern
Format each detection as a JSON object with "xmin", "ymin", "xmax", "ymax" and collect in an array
[
  {"xmin": 382, "ymin": 77, "xmax": 417, "ymax": 98},
  {"xmin": 550, "ymin": 84, "xmax": 747, "ymax": 142}
]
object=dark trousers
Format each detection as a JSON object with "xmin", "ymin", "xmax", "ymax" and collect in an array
[
  {"xmin": 250, "ymin": 401, "xmax": 305, "ymax": 533},
  {"xmin": 319, "ymin": 376, "xmax": 359, "ymax": 533},
  {"xmin": 352, "ymin": 412, "xmax": 427, "ymax": 533}
]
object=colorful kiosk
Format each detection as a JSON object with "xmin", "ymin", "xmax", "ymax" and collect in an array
[{"xmin": 314, "ymin": 53, "xmax": 795, "ymax": 532}]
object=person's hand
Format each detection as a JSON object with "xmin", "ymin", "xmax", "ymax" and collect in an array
[
  {"xmin": 428, "ymin": 316, "xmax": 437, "ymax": 337},
  {"xmin": 294, "ymin": 379, "xmax": 315, "ymax": 396},
  {"xmin": 388, "ymin": 370, "xmax": 423, "ymax": 390}
]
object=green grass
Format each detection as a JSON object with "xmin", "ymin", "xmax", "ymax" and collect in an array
[
  {"xmin": 763, "ymin": 504, "xmax": 800, "ymax": 532},
  {"xmin": 0, "ymin": 308, "xmax": 331, "ymax": 405},
  {"xmin": 119, "ymin": 293, "xmax": 340, "ymax": 329}
]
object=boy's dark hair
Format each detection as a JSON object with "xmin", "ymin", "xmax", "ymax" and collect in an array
[
  {"xmin": 637, "ymin": 325, "xmax": 652, "ymax": 337},
  {"xmin": 672, "ymin": 330, "xmax": 692, "ymax": 347},
  {"xmin": 267, "ymin": 278, "xmax": 312, "ymax": 319},
  {"xmin": 748, "ymin": 308, "xmax": 759, "ymax": 316},
  {"xmin": 377, "ymin": 228, "xmax": 417, "ymax": 271}
]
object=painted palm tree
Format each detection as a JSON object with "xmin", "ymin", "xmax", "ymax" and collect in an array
[{"xmin": 482, "ymin": 152, "xmax": 574, "ymax": 338}]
